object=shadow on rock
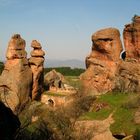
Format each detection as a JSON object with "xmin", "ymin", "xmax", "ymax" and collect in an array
[{"xmin": 0, "ymin": 101, "xmax": 20, "ymax": 140}]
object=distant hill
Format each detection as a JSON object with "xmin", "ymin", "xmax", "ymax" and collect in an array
[{"xmin": 45, "ymin": 59, "xmax": 85, "ymax": 69}]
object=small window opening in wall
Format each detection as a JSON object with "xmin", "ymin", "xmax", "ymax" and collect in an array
[{"xmin": 48, "ymin": 99, "xmax": 54, "ymax": 107}]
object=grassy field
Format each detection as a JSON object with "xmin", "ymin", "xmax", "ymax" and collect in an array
[
  {"xmin": 80, "ymin": 92, "xmax": 140, "ymax": 135},
  {"xmin": 65, "ymin": 76, "xmax": 82, "ymax": 89}
]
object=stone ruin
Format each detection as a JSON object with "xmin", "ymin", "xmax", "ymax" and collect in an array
[
  {"xmin": 81, "ymin": 16, "xmax": 140, "ymax": 95},
  {"xmin": 0, "ymin": 34, "xmax": 45, "ymax": 113}
]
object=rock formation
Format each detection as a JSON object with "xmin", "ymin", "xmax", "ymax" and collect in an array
[
  {"xmin": 29, "ymin": 40, "xmax": 45, "ymax": 100},
  {"xmin": 74, "ymin": 113, "xmax": 115, "ymax": 140},
  {"xmin": 123, "ymin": 15, "xmax": 140, "ymax": 60},
  {"xmin": 44, "ymin": 69, "xmax": 65, "ymax": 90},
  {"xmin": 80, "ymin": 28, "xmax": 123, "ymax": 95},
  {"xmin": 0, "ymin": 34, "xmax": 32, "ymax": 113},
  {"xmin": 114, "ymin": 60, "xmax": 140, "ymax": 93},
  {"xmin": 81, "ymin": 16, "xmax": 140, "ymax": 94},
  {"xmin": 114, "ymin": 15, "xmax": 140, "ymax": 93}
]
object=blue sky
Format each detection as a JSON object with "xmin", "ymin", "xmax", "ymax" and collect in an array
[{"xmin": 0, "ymin": 0, "xmax": 140, "ymax": 61}]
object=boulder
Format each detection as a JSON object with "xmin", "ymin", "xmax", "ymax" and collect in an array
[
  {"xmin": 0, "ymin": 34, "xmax": 32, "ymax": 114},
  {"xmin": 81, "ymin": 28, "xmax": 122, "ymax": 95},
  {"xmin": 74, "ymin": 113, "xmax": 115, "ymax": 140},
  {"xmin": 31, "ymin": 40, "xmax": 42, "ymax": 49},
  {"xmin": 30, "ymin": 49, "xmax": 45, "ymax": 57},
  {"xmin": 29, "ymin": 40, "xmax": 45, "ymax": 100},
  {"xmin": 44, "ymin": 69, "xmax": 65, "ymax": 90}
]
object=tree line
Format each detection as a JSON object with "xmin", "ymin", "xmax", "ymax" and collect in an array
[{"xmin": 44, "ymin": 67, "xmax": 85, "ymax": 76}]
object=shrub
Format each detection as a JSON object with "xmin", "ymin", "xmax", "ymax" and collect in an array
[{"xmin": 15, "ymin": 94, "xmax": 96, "ymax": 140}]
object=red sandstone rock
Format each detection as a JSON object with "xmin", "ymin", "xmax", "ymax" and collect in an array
[
  {"xmin": 6, "ymin": 34, "xmax": 27, "ymax": 59},
  {"xmin": 81, "ymin": 28, "xmax": 123, "ymax": 95},
  {"xmin": 123, "ymin": 15, "xmax": 140, "ymax": 60},
  {"xmin": 0, "ymin": 34, "xmax": 32, "ymax": 114},
  {"xmin": 114, "ymin": 59, "xmax": 140, "ymax": 93},
  {"xmin": 30, "ymin": 49, "xmax": 45, "ymax": 57},
  {"xmin": 29, "ymin": 40, "xmax": 45, "ymax": 100},
  {"xmin": 31, "ymin": 40, "xmax": 42, "ymax": 49}
]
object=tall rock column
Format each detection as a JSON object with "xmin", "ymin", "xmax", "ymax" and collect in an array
[
  {"xmin": 0, "ymin": 34, "xmax": 32, "ymax": 114},
  {"xmin": 114, "ymin": 16, "xmax": 140, "ymax": 93},
  {"xmin": 123, "ymin": 16, "xmax": 140, "ymax": 60},
  {"xmin": 29, "ymin": 40, "xmax": 45, "ymax": 100},
  {"xmin": 80, "ymin": 28, "xmax": 123, "ymax": 95}
]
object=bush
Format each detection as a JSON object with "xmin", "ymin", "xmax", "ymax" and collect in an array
[{"xmin": 15, "ymin": 94, "xmax": 96, "ymax": 140}]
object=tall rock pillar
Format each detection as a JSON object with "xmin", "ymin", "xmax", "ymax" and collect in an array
[
  {"xmin": 29, "ymin": 40, "xmax": 45, "ymax": 100},
  {"xmin": 0, "ymin": 34, "xmax": 32, "ymax": 113},
  {"xmin": 80, "ymin": 28, "xmax": 123, "ymax": 95}
]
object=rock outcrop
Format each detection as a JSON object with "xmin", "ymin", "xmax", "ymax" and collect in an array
[
  {"xmin": 114, "ymin": 60, "xmax": 140, "ymax": 93},
  {"xmin": 80, "ymin": 28, "xmax": 122, "ymax": 95},
  {"xmin": 29, "ymin": 40, "xmax": 45, "ymax": 100},
  {"xmin": 74, "ymin": 113, "xmax": 115, "ymax": 140},
  {"xmin": 123, "ymin": 15, "xmax": 140, "ymax": 60},
  {"xmin": 0, "ymin": 34, "xmax": 32, "ymax": 113},
  {"xmin": 81, "ymin": 16, "xmax": 140, "ymax": 94},
  {"xmin": 114, "ymin": 15, "xmax": 140, "ymax": 93},
  {"xmin": 44, "ymin": 69, "xmax": 65, "ymax": 90}
]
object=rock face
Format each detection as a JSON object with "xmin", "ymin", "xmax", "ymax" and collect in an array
[
  {"xmin": 114, "ymin": 60, "xmax": 140, "ymax": 93},
  {"xmin": 0, "ymin": 34, "xmax": 32, "ymax": 113},
  {"xmin": 81, "ymin": 28, "xmax": 122, "ymax": 95},
  {"xmin": 81, "ymin": 16, "xmax": 140, "ymax": 94},
  {"xmin": 114, "ymin": 15, "xmax": 140, "ymax": 93},
  {"xmin": 29, "ymin": 40, "xmax": 45, "ymax": 100},
  {"xmin": 123, "ymin": 16, "xmax": 140, "ymax": 60}
]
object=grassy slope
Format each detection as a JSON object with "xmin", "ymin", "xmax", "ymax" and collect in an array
[
  {"xmin": 80, "ymin": 93, "xmax": 140, "ymax": 135},
  {"xmin": 43, "ymin": 76, "xmax": 140, "ymax": 135}
]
